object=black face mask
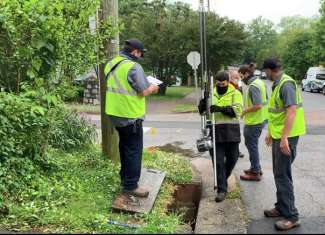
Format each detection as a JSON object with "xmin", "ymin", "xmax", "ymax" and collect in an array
[{"xmin": 217, "ymin": 86, "xmax": 228, "ymax": 95}]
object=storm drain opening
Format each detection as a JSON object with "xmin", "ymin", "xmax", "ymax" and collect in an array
[{"xmin": 168, "ymin": 183, "xmax": 202, "ymax": 233}]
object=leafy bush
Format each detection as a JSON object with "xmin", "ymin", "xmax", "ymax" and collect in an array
[
  {"xmin": 49, "ymin": 110, "xmax": 97, "ymax": 151},
  {"xmin": 0, "ymin": 92, "xmax": 97, "ymax": 211},
  {"xmin": 0, "ymin": 0, "xmax": 117, "ymax": 93}
]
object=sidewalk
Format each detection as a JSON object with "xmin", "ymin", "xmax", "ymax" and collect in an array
[{"xmin": 192, "ymin": 158, "xmax": 247, "ymax": 234}]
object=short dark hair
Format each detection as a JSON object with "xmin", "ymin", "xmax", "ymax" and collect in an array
[
  {"xmin": 215, "ymin": 71, "xmax": 229, "ymax": 81},
  {"xmin": 238, "ymin": 64, "xmax": 255, "ymax": 75},
  {"xmin": 263, "ymin": 58, "xmax": 282, "ymax": 70}
]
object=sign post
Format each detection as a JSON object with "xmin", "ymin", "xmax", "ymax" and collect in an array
[{"xmin": 187, "ymin": 51, "xmax": 201, "ymax": 104}]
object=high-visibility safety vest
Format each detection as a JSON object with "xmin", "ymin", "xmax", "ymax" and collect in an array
[
  {"xmin": 105, "ymin": 55, "xmax": 145, "ymax": 118},
  {"xmin": 212, "ymin": 85, "xmax": 243, "ymax": 125},
  {"xmin": 244, "ymin": 78, "xmax": 268, "ymax": 125},
  {"xmin": 268, "ymin": 74, "xmax": 306, "ymax": 139}
]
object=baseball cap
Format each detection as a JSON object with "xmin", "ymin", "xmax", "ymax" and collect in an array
[{"xmin": 125, "ymin": 39, "xmax": 147, "ymax": 54}]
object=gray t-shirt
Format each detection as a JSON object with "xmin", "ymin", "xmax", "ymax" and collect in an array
[
  {"xmin": 247, "ymin": 77, "xmax": 262, "ymax": 106},
  {"xmin": 108, "ymin": 53, "xmax": 150, "ymax": 127},
  {"xmin": 272, "ymin": 76, "xmax": 297, "ymax": 107}
]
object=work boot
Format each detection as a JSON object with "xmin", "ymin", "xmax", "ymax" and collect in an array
[
  {"xmin": 244, "ymin": 168, "xmax": 263, "ymax": 176},
  {"xmin": 240, "ymin": 172, "xmax": 261, "ymax": 181},
  {"xmin": 123, "ymin": 186, "xmax": 149, "ymax": 198},
  {"xmin": 215, "ymin": 192, "xmax": 227, "ymax": 203},
  {"xmin": 264, "ymin": 208, "xmax": 282, "ymax": 218},
  {"xmin": 275, "ymin": 219, "xmax": 300, "ymax": 231}
]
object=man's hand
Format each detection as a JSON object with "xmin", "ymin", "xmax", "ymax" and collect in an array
[
  {"xmin": 139, "ymin": 84, "xmax": 159, "ymax": 97},
  {"xmin": 151, "ymin": 84, "xmax": 159, "ymax": 94},
  {"xmin": 280, "ymin": 136, "xmax": 291, "ymax": 156},
  {"xmin": 265, "ymin": 133, "xmax": 272, "ymax": 147}
]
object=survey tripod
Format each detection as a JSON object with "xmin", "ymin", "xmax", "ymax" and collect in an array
[{"xmin": 196, "ymin": 0, "xmax": 217, "ymax": 191}]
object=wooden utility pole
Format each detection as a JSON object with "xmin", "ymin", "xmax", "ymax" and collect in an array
[{"xmin": 99, "ymin": 0, "xmax": 119, "ymax": 161}]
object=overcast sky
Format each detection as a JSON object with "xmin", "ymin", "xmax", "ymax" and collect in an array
[{"xmin": 175, "ymin": 0, "xmax": 321, "ymax": 24}]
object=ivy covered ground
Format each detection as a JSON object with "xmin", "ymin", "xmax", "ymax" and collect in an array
[{"xmin": 0, "ymin": 147, "xmax": 192, "ymax": 234}]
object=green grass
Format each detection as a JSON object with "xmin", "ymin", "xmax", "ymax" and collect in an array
[
  {"xmin": 65, "ymin": 103, "xmax": 100, "ymax": 114},
  {"xmin": 172, "ymin": 104, "xmax": 198, "ymax": 113},
  {"xmin": 148, "ymin": 87, "xmax": 194, "ymax": 101},
  {"xmin": 226, "ymin": 183, "xmax": 242, "ymax": 200},
  {"xmin": 1, "ymin": 147, "xmax": 192, "ymax": 234}
]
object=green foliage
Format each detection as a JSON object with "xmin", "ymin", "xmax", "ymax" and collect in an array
[
  {"xmin": 243, "ymin": 16, "xmax": 278, "ymax": 66},
  {"xmin": 143, "ymin": 151, "xmax": 192, "ymax": 184},
  {"xmin": 0, "ymin": 92, "xmax": 97, "ymax": 211},
  {"xmin": 120, "ymin": 0, "xmax": 249, "ymax": 82},
  {"xmin": 0, "ymin": 147, "xmax": 192, "ymax": 233},
  {"xmin": 281, "ymin": 30, "xmax": 317, "ymax": 80},
  {"xmin": 315, "ymin": 0, "xmax": 325, "ymax": 64},
  {"xmin": 49, "ymin": 110, "xmax": 97, "ymax": 151},
  {"xmin": 0, "ymin": 0, "xmax": 116, "ymax": 93}
]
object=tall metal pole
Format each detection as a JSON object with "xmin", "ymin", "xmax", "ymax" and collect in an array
[
  {"xmin": 199, "ymin": 0, "xmax": 206, "ymax": 134},
  {"xmin": 99, "ymin": 0, "xmax": 120, "ymax": 161}
]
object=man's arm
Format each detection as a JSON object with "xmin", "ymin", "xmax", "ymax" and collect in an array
[
  {"xmin": 242, "ymin": 86, "xmax": 262, "ymax": 117},
  {"xmin": 279, "ymin": 81, "xmax": 298, "ymax": 155},
  {"xmin": 139, "ymin": 84, "xmax": 159, "ymax": 97},
  {"xmin": 128, "ymin": 64, "xmax": 159, "ymax": 97}
]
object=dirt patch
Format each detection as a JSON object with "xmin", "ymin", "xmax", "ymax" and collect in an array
[
  {"xmin": 148, "ymin": 142, "xmax": 200, "ymax": 158},
  {"xmin": 168, "ymin": 183, "xmax": 202, "ymax": 232}
]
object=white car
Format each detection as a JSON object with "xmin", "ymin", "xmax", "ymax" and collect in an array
[{"xmin": 302, "ymin": 67, "xmax": 325, "ymax": 95}]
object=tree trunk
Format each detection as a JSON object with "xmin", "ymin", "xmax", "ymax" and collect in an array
[{"xmin": 99, "ymin": 0, "xmax": 120, "ymax": 162}]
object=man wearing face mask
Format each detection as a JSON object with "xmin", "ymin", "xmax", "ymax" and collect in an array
[
  {"xmin": 105, "ymin": 39, "xmax": 159, "ymax": 198},
  {"xmin": 239, "ymin": 64, "xmax": 268, "ymax": 181},
  {"xmin": 198, "ymin": 71, "xmax": 243, "ymax": 202}
]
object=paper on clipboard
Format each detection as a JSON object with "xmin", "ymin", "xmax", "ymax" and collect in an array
[{"xmin": 147, "ymin": 76, "xmax": 163, "ymax": 86}]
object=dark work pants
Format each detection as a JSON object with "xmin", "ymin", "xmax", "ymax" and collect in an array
[
  {"xmin": 272, "ymin": 137, "xmax": 299, "ymax": 221},
  {"xmin": 244, "ymin": 123, "xmax": 265, "ymax": 172},
  {"xmin": 115, "ymin": 120, "xmax": 143, "ymax": 191},
  {"xmin": 210, "ymin": 142, "xmax": 239, "ymax": 193}
]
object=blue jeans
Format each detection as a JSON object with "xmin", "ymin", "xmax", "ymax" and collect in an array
[
  {"xmin": 273, "ymin": 137, "xmax": 299, "ymax": 221},
  {"xmin": 115, "ymin": 120, "xmax": 143, "ymax": 191},
  {"xmin": 244, "ymin": 123, "xmax": 265, "ymax": 172}
]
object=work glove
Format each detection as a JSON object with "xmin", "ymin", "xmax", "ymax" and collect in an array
[
  {"xmin": 198, "ymin": 98, "xmax": 207, "ymax": 115},
  {"xmin": 210, "ymin": 105, "xmax": 222, "ymax": 113},
  {"xmin": 211, "ymin": 105, "xmax": 236, "ymax": 118}
]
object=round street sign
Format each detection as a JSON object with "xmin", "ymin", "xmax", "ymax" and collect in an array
[{"xmin": 187, "ymin": 51, "xmax": 201, "ymax": 70}]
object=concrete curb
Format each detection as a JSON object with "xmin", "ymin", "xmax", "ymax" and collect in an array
[{"xmin": 192, "ymin": 158, "xmax": 248, "ymax": 234}]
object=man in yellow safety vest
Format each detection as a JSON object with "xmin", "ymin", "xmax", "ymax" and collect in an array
[
  {"xmin": 263, "ymin": 58, "xmax": 305, "ymax": 231},
  {"xmin": 239, "ymin": 64, "xmax": 268, "ymax": 181},
  {"xmin": 105, "ymin": 39, "xmax": 159, "ymax": 198},
  {"xmin": 198, "ymin": 71, "xmax": 243, "ymax": 203}
]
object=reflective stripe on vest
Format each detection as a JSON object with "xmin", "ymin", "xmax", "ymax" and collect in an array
[
  {"xmin": 244, "ymin": 78, "xmax": 268, "ymax": 125},
  {"xmin": 268, "ymin": 74, "xmax": 306, "ymax": 139},
  {"xmin": 105, "ymin": 56, "xmax": 145, "ymax": 118}
]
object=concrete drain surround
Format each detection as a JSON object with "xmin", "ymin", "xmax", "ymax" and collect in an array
[{"xmin": 168, "ymin": 183, "xmax": 202, "ymax": 232}]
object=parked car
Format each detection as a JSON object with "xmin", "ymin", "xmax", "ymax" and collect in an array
[
  {"xmin": 254, "ymin": 70, "xmax": 262, "ymax": 79},
  {"xmin": 302, "ymin": 67, "xmax": 325, "ymax": 95}
]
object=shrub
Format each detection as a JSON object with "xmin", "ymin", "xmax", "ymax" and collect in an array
[{"xmin": 0, "ymin": 92, "xmax": 97, "ymax": 211}]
